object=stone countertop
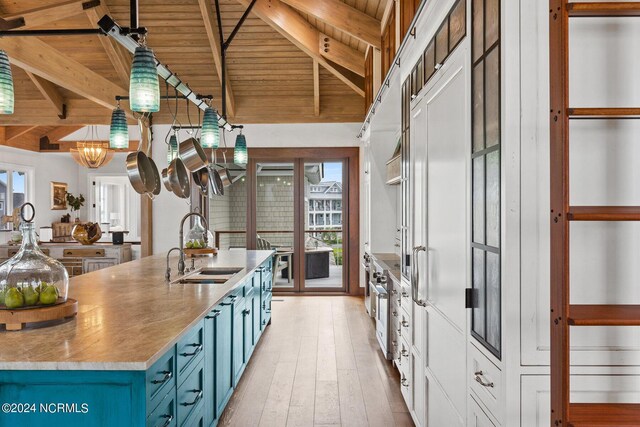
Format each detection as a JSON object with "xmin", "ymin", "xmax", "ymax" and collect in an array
[
  {"xmin": 0, "ymin": 249, "xmax": 273, "ymax": 371},
  {"xmin": 371, "ymin": 252, "xmax": 402, "ymax": 283}
]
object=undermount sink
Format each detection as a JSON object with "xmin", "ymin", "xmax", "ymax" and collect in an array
[{"xmin": 170, "ymin": 267, "xmax": 244, "ymax": 285}]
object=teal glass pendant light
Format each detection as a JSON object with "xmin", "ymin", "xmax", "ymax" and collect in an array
[
  {"xmin": 129, "ymin": 46, "xmax": 160, "ymax": 113},
  {"xmin": 234, "ymin": 131, "xmax": 248, "ymax": 165},
  {"xmin": 0, "ymin": 50, "xmax": 14, "ymax": 114},
  {"xmin": 167, "ymin": 134, "xmax": 178, "ymax": 163},
  {"xmin": 200, "ymin": 107, "xmax": 219, "ymax": 149},
  {"xmin": 109, "ymin": 105, "xmax": 129, "ymax": 149}
]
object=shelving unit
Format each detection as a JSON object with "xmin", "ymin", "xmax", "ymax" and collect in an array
[{"xmin": 549, "ymin": 1, "xmax": 640, "ymax": 426}]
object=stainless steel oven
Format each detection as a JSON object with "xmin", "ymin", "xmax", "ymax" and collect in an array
[{"xmin": 370, "ymin": 260, "xmax": 391, "ymax": 359}]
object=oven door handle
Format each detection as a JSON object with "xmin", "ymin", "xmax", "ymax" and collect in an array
[{"xmin": 411, "ymin": 245, "xmax": 427, "ymax": 307}]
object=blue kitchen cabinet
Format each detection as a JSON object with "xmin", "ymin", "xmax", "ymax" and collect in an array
[
  {"xmin": 232, "ymin": 293, "xmax": 245, "ymax": 386},
  {"xmin": 243, "ymin": 288, "xmax": 255, "ymax": 362},
  {"xmin": 214, "ymin": 300, "xmax": 233, "ymax": 419},
  {"xmin": 203, "ymin": 308, "xmax": 219, "ymax": 426}
]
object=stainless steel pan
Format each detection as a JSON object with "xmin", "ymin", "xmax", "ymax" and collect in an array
[
  {"xmin": 127, "ymin": 119, "xmax": 156, "ymax": 195},
  {"xmin": 179, "ymin": 137, "xmax": 208, "ymax": 171},
  {"xmin": 161, "ymin": 168, "xmax": 173, "ymax": 192},
  {"xmin": 193, "ymin": 167, "xmax": 209, "ymax": 195},
  {"xmin": 148, "ymin": 158, "xmax": 161, "ymax": 196},
  {"xmin": 218, "ymin": 151, "xmax": 232, "ymax": 188},
  {"xmin": 167, "ymin": 157, "xmax": 190, "ymax": 199}
]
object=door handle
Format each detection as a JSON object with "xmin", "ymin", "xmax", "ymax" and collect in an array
[
  {"xmin": 474, "ymin": 371, "xmax": 494, "ymax": 388},
  {"xmin": 411, "ymin": 245, "xmax": 427, "ymax": 307}
]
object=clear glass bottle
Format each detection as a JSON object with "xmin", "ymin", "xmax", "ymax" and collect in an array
[
  {"xmin": 184, "ymin": 215, "xmax": 213, "ymax": 250},
  {"xmin": 0, "ymin": 222, "xmax": 69, "ymax": 309}
]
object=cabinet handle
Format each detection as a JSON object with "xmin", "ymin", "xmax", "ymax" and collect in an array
[
  {"xmin": 181, "ymin": 389, "xmax": 203, "ymax": 406},
  {"xmin": 474, "ymin": 371, "xmax": 494, "ymax": 388},
  {"xmin": 401, "ymin": 320, "xmax": 410, "ymax": 328},
  {"xmin": 411, "ymin": 246, "xmax": 427, "ymax": 307},
  {"xmin": 151, "ymin": 370, "xmax": 173, "ymax": 384},
  {"xmin": 205, "ymin": 310, "xmax": 221, "ymax": 319},
  {"xmin": 402, "ymin": 291, "xmax": 409, "ymax": 298},
  {"xmin": 180, "ymin": 343, "xmax": 203, "ymax": 357},
  {"xmin": 220, "ymin": 302, "xmax": 232, "ymax": 306},
  {"xmin": 392, "ymin": 310, "xmax": 398, "ymax": 317},
  {"xmin": 401, "ymin": 349, "xmax": 409, "ymax": 357},
  {"xmin": 243, "ymin": 308, "xmax": 251, "ymax": 315},
  {"xmin": 391, "ymin": 289, "xmax": 398, "ymax": 295},
  {"xmin": 160, "ymin": 414, "xmax": 174, "ymax": 427},
  {"xmin": 401, "ymin": 377, "xmax": 409, "ymax": 388}
]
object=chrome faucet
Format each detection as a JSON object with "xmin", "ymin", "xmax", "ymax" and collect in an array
[
  {"xmin": 166, "ymin": 247, "xmax": 183, "ymax": 282},
  {"xmin": 178, "ymin": 212, "xmax": 210, "ymax": 276}
]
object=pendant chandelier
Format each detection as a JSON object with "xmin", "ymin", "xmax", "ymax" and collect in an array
[
  {"xmin": 234, "ymin": 130, "xmax": 248, "ymax": 165},
  {"xmin": 129, "ymin": 45, "xmax": 160, "ymax": 113},
  {"xmin": 0, "ymin": 50, "xmax": 14, "ymax": 114},
  {"xmin": 71, "ymin": 126, "xmax": 114, "ymax": 169},
  {"xmin": 109, "ymin": 103, "xmax": 129, "ymax": 149},
  {"xmin": 200, "ymin": 107, "xmax": 219, "ymax": 149}
]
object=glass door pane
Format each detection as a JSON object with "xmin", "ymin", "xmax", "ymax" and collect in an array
[
  {"xmin": 0, "ymin": 170, "xmax": 7, "ymax": 230},
  {"xmin": 209, "ymin": 160, "xmax": 247, "ymax": 250},
  {"xmin": 256, "ymin": 162, "xmax": 295, "ymax": 290},
  {"xmin": 303, "ymin": 161, "xmax": 345, "ymax": 290}
]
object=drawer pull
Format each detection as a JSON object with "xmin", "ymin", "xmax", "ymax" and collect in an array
[
  {"xmin": 161, "ymin": 414, "xmax": 174, "ymax": 427},
  {"xmin": 401, "ymin": 320, "xmax": 410, "ymax": 328},
  {"xmin": 401, "ymin": 349, "xmax": 409, "ymax": 357},
  {"xmin": 151, "ymin": 370, "xmax": 173, "ymax": 384},
  {"xmin": 401, "ymin": 291, "xmax": 409, "ymax": 298},
  {"xmin": 220, "ymin": 302, "xmax": 232, "ymax": 306},
  {"xmin": 243, "ymin": 308, "xmax": 251, "ymax": 315},
  {"xmin": 391, "ymin": 289, "xmax": 398, "ymax": 295},
  {"xmin": 205, "ymin": 310, "xmax": 221, "ymax": 319},
  {"xmin": 392, "ymin": 310, "xmax": 398, "ymax": 317},
  {"xmin": 401, "ymin": 377, "xmax": 409, "ymax": 388},
  {"xmin": 180, "ymin": 343, "xmax": 203, "ymax": 357},
  {"xmin": 397, "ymin": 298, "xmax": 401, "ymax": 305},
  {"xmin": 474, "ymin": 371, "xmax": 494, "ymax": 388},
  {"xmin": 180, "ymin": 389, "xmax": 203, "ymax": 406}
]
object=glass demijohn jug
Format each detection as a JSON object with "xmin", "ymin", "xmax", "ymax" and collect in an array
[
  {"xmin": 184, "ymin": 215, "xmax": 213, "ymax": 250},
  {"xmin": 0, "ymin": 203, "xmax": 69, "ymax": 309}
]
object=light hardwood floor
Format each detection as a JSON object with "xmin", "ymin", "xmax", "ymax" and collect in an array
[{"xmin": 219, "ymin": 296, "xmax": 414, "ymax": 427}]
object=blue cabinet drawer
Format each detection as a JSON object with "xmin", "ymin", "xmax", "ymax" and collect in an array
[
  {"xmin": 181, "ymin": 396, "xmax": 205, "ymax": 427},
  {"xmin": 146, "ymin": 347, "xmax": 176, "ymax": 413},
  {"xmin": 147, "ymin": 386, "xmax": 177, "ymax": 427},
  {"xmin": 177, "ymin": 320, "xmax": 204, "ymax": 380},
  {"xmin": 177, "ymin": 359, "xmax": 205, "ymax": 425}
]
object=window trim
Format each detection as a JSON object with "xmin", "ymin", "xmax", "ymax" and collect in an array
[{"xmin": 0, "ymin": 162, "xmax": 34, "ymax": 231}]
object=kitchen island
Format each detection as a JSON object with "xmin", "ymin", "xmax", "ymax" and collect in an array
[{"xmin": 0, "ymin": 249, "xmax": 274, "ymax": 427}]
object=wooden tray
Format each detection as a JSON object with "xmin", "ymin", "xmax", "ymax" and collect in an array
[
  {"xmin": 184, "ymin": 248, "xmax": 218, "ymax": 257},
  {"xmin": 0, "ymin": 298, "xmax": 78, "ymax": 331}
]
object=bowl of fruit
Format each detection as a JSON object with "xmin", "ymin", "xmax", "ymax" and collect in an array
[{"xmin": 0, "ymin": 282, "xmax": 63, "ymax": 310}]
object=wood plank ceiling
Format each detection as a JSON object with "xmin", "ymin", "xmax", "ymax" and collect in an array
[{"xmin": 0, "ymin": 0, "xmax": 387, "ymax": 151}]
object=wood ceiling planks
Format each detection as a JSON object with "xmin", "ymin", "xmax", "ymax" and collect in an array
[{"xmin": 0, "ymin": 0, "xmax": 376, "ymax": 128}]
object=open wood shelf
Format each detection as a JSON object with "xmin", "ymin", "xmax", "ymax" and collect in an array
[
  {"xmin": 568, "ymin": 206, "xmax": 640, "ymax": 221},
  {"xmin": 568, "ymin": 108, "xmax": 640, "ymax": 119},
  {"xmin": 568, "ymin": 2, "xmax": 640, "ymax": 17},
  {"xmin": 569, "ymin": 403, "xmax": 640, "ymax": 426},
  {"xmin": 569, "ymin": 305, "xmax": 640, "ymax": 326}
]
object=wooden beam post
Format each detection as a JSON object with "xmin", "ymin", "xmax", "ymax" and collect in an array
[
  {"xmin": 5, "ymin": 126, "xmax": 38, "ymax": 142},
  {"xmin": 2, "ymin": 0, "xmax": 101, "ymax": 30},
  {"xmin": 313, "ymin": 59, "xmax": 320, "ymax": 116},
  {"xmin": 235, "ymin": 0, "xmax": 365, "ymax": 96},
  {"xmin": 25, "ymin": 72, "xmax": 67, "ymax": 119},
  {"xmin": 85, "ymin": 4, "xmax": 132, "ymax": 88},
  {"xmin": 279, "ymin": 0, "xmax": 381, "ymax": 48},
  {"xmin": 198, "ymin": 0, "xmax": 236, "ymax": 117},
  {"xmin": 319, "ymin": 33, "xmax": 365, "ymax": 76},
  {"xmin": 0, "ymin": 37, "xmax": 125, "ymax": 111}
]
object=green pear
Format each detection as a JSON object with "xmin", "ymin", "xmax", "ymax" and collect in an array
[
  {"xmin": 39, "ymin": 285, "xmax": 58, "ymax": 305},
  {"xmin": 23, "ymin": 285, "xmax": 39, "ymax": 306},
  {"xmin": 0, "ymin": 289, "xmax": 5, "ymax": 306},
  {"xmin": 5, "ymin": 288, "xmax": 24, "ymax": 309},
  {"xmin": 186, "ymin": 240, "xmax": 194, "ymax": 249}
]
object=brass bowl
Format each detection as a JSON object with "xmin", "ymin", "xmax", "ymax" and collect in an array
[{"xmin": 72, "ymin": 222, "xmax": 102, "ymax": 245}]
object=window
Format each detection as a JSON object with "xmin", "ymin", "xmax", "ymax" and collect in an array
[
  {"xmin": 332, "ymin": 213, "xmax": 342, "ymax": 225},
  {"xmin": 0, "ymin": 165, "xmax": 31, "ymax": 231},
  {"xmin": 332, "ymin": 200, "xmax": 342, "ymax": 211},
  {"xmin": 91, "ymin": 175, "xmax": 141, "ymax": 242}
]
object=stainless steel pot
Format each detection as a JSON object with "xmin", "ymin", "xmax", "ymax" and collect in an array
[
  {"xmin": 179, "ymin": 137, "xmax": 208, "ymax": 171},
  {"xmin": 167, "ymin": 157, "xmax": 190, "ymax": 199},
  {"xmin": 209, "ymin": 167, "xmax": 224, "ymax": 197},
  {"xmin": 218, "ymin": 151, "xmax": 232, "ymax": 188},
  {"xmin": 161, "ymin": 168, "xmax": 173, "ymax": 192}
]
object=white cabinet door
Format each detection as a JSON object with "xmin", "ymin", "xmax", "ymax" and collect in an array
[
  {"xmin": 521, "ymin": 375, "xmax": 640, "ymax": 427},
  {"xmin": 424, "ymin": 46, "xmax": 469, "ymax": 427},
  {"xmin": 468, "ymin": 396, "xmax": 498, "ymax": 427}
]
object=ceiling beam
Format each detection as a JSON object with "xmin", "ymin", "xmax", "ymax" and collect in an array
[
  {"xmin": 25, "ymin": 71, "xmax": 67, "ymax": 119},
  {"xmin": 1, "ymin": 0, "xmax": 100, "ymax": 30},
  {"xmin": 85, "ymin": 3, "xmax": 131, "ymax": 88},
  {"xmin": 5, "ymin": 126, "xmax": 38, "ymax": 142},
  {"xmin": 0, "ymin": 37, "xmax": 125, "ymax": 111},
  {"xmin": 198, "ymin": 0, "xmax": 236, "ymax": 117},
  {"xmin": 0, "ymin": 127, "xmax": 40, "ymax": 151},
  {"xmin": 313, "ymin": 59, "xmax": 320, "ymax": 116},
  {"xmin": 279, "ymin": 0, "xmax": 381, "ymax": 49},
  {"xmin": 320, "ymin": 33, "xmax": 364, "ymax": 76},
  {"xmin": 235, "ymin": 0, "xmax": 365, "ymax": 97}
]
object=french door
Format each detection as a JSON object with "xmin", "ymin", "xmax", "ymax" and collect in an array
[{"xmin": 244, "ymin": 149, "xmax": 356, "ymax": 294}]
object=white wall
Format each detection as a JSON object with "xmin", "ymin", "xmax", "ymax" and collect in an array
[{"xmin": 0, "ymin": 146, "xmax": 80, "ymax": 241}]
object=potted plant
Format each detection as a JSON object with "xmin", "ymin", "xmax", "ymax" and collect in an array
[{"xmin": 65, "ymin": 192, "xmax": 85, "ymax": 222}]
